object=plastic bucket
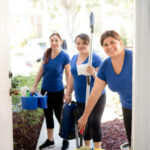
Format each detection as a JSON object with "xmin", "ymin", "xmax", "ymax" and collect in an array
[
  {"xmin": 38, "ymin": 96, "xmax": 47, "ymax": 109},
  {"xmin": 21, "ymin": 96, "xmax": 38, "ymax": 110}
]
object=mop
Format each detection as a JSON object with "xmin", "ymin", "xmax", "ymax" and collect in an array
[
  {"xmin": 76, "ymin": 12, "xmax": 105, "ymax": 150},
  {"xmin": 74, "ymin": 12, "xmax": 94, "ymax": 150}
]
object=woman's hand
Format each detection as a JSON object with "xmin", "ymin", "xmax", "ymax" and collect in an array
[
  {"xmin": 78, "ymin": 115, "xmax": 88, "ymax": 132},
  {"xmin": 30, "ymin": 86, "xmax": 37, "ymax": 95},
  {"xmin": 87, "ymin": 65, "xmax": 95, "ymax": 76},
  {"xmin": 64, "ymin": 94, "xmax": 72, "ymax": 103}
]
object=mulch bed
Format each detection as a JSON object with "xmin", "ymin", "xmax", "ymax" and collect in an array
[
  {"xmin": 13, "ymin": 111, "xmax": 44, "ymax": 150},
  {"xmin": 102, "ymin": 118, "xmax": 128, "ymax": 150}
]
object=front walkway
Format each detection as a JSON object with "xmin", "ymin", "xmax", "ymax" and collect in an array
[
  {"xmin": 36, "ymin": 90, "xmax": 121, "ymax": 150},
  {"xmin": 36, "ymin": 109, "xmax": 119, "ymax": 149},
  {"xmin": 36, "ymin": 117, "xmax": 77, "ymax": 150}
]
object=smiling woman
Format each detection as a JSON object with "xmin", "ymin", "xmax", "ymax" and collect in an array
[
  {"xmin": 65, "ymin": 33, "xmax": 106, "ymax": 149},
  {"xmin": 78, "ymin": 30, "xmax": 132, "ymax": 149},
  {"xmin": 101, "ymin": 31, "xmax": 125, "ymax": 75},
  {"xmin": 101, "ymin": 31, "xmax": 123, "ymax": 58},
  {"xmin": 31, "ymin": 33, "xmax": 71, "ymax": 150}
]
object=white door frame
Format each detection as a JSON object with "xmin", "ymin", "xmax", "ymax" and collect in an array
[
  {"xmin": 132, "ymin": 0, "xmax": 150, "ymax": 149},
  {"xmin": 0, "ymin": 0, "xmax": 13, "ymax": 150}
]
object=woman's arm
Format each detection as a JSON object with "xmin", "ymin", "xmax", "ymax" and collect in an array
[
  {"xmin": 65, "ymin": 73, "xmax": 74, "ymax": 103},
  {"xmin": 31, "ymin": 61, "xmax": 44, "ymax": 93},
  {"xmin": 78, "ymin": 77, "xmax": 106, "ymax": 131},
  {"xmin": 64, "ymin": 63, "xmax": 71, "ymax": 89}
]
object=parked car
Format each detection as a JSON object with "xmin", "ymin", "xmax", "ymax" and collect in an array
[
  {"xmin": 23, "ymin": 38, "xmax": 47, "ymax": 63},
  {"xmin": 35, "ymin": 39, "xmax": 68, "ymax": 62}
]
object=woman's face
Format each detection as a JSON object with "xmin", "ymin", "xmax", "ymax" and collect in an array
[
  {"xmin": 50, "ymin": 35, "xmax": 62, "ymax": 50},
  {"xmin": 103, "ymin": 36, "xmax": 123, "ymax": 57},
  {"xmin": 75, "ymin": 38, "xmax": 89, "ymax": 54}
]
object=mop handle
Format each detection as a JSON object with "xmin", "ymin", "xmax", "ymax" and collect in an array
[
  {"xmin": 89, "ymin": 12, "xmax": 94, "ymax": 65},
  {"xmin": 85, "ymin": 12, "xmax": 95, "ymax": 102},
  {"xmin": 90, "ymin": 12, "xmax": 94, "ymax": 34}
]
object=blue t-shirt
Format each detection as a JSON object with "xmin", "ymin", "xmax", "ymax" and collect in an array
[
  {"xmin": 97, "ymin": 49, "xmax": 132, "ymax": 109},
  {"xmin": 71, "ymin": 52, "xmax": 106, "ymax": 103},
  {"xmin": 42, "ymin": 50, "xmax": 70, "ymax": 92}
]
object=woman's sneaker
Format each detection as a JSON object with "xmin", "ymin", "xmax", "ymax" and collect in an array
[
  {"xmin": 61, "ymin": 140, "xmax": 69, "ymax": 150},
  {"xmin": 39, "ymin": 139, "xmax": 55, "ymax": 149}
]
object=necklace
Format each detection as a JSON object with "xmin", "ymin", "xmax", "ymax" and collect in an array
[{"xmin": 77, "ymin": 55, "xmax": 88, "ymax": 64}]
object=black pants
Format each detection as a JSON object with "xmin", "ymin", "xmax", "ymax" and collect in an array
[
  {"xmin": 77, "ymin": 93, "xmax": 106, "ymax": 142},
  {"xmin": 41, "ymin": 89, "xmax": 64, "ymax": 129},
  {"xmin": 122, "ymin": 107, "xmax": 132, "ymax": 146}
]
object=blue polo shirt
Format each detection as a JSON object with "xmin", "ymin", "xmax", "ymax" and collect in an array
[
  {"xmin": 42, "ymin": 50, "xmax": 70, "ymax": 92},
  {"xmin": 97, "ymin": 49, "xmax": 132, "ymax": 109},
  {"xmin": 71, "ymin": 52, "xmax": 106, "ymax": 103}
]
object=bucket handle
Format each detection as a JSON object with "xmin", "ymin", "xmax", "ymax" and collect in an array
[{"xmin": 29, "ymin": 92, "xmax": 38, "ymax": 97}]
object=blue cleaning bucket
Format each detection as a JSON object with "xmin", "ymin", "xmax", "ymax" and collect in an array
[
  {"xmin": 21, "ymin": 96, "xmax": 38, "ymax": 110},
  {"xmin": 38, "ymin": 96, "xmax": 47, "ymax": 109}
]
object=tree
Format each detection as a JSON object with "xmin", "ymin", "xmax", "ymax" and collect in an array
[{"xmin": 28, "ymin": 0, "xmax": 134, "ymax": 49}]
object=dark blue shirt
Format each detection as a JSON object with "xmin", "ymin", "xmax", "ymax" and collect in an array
[
  {"xmin": 97, "ymin": 49, "xmax": 132, "ymax": 109},
  {"xmin": 42, "ymin": 50, "xmax": 70, "ymax": 92},
  {"xmin": 71, "ymin": 52, "xmax": 106, "ymax": 103}
]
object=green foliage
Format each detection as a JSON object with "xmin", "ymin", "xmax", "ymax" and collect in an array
[
  {"xmin": 12, "ymin": 74, "xmax": 44, "ymax": 141},
  {"xmin": 12, "ymin": 74, "xmax": 41, "ymax": 90},
  {"xmin": 20, "ymin": 109, "xmax": 43, "ymax": 127},
  {"xmin": 11, "ymin": 74, "xmax": 42, "ymax": 112}
]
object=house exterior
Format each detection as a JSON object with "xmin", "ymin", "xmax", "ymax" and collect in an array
[{"xmin": 0, "ymin": 0, "xmax": 150, "ymax": 149}]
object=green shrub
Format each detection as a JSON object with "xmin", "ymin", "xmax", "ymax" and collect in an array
[
  {"xmin": 12, "ymin": 74, "xmax": 44, "ymax": 146},
  {"xmin": 11, "ymin": 74, "xmax": 42, "ymax": 112}
]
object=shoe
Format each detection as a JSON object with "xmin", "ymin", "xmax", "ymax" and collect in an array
[
  {"xmin": 61, "ymin": 140, "xmax": 69, "ymax": 150},
  {"xmin": 120, "ymin": 142, "xmax": 130, "ymax": 150},
  {"xmin": 39, "ymin": 139, "xmax": 55, "ymax": 149}
]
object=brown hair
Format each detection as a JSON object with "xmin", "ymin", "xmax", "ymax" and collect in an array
[
  {"xmin": 100, "ymin": 30, "xmax": 121, "ymax": 46},
  {"xmin": 75, "ymin": 33, "xmax": 90, "ymax": 45},
  {"xmin": 44, "ymin": 33, "xmax": 62, "ymax": 64}
]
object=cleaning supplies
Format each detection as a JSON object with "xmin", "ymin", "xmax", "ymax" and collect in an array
[{"xmin": 20, "ymin": 86, "xmax": 29, "ymax": 97}]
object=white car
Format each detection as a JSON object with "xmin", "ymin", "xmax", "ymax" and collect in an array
[{"xmin": 23, "ymin": 38, "xmax": 47, "ymax": 64}]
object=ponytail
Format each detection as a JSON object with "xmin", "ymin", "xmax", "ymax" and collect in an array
[{"xmin": 44, "ymin": 48, "xmax": 52, "ymax": 64}]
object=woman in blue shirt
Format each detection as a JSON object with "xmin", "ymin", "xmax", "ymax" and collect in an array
[
  {"xmin": 65, "ymin": 33, "xmax": 106, "ymax": 149},
  {"xmin": 31, "ymin": 33, "xmax": 70, "ymax": 150},
  {"xmin": 78, "ymin": 30, "xmax": 132, "ymax": 149}
]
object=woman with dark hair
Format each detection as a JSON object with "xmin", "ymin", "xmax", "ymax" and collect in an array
[
  {"xmin": 78, "ymin": 30, "xmax": 132, "ymax": 149},
  {"xmin": 65, "ymin": 33, "xmax": 106, "ymax": 149},
  {"xmin": 31, "ymin": 33, "xmax": 70, "ymax": 150}
]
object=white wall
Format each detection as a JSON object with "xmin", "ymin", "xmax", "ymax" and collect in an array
[
  {"xmin": 0, "ymin": 0, "xmax": 13, "ymax": 150},
  {"xmin": 133, "ymin": 0, "xmax": 150, "ymax": 149}
]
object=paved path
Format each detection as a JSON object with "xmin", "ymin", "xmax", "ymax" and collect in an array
[
  {"xmin": 36, "ymin": 117, "xmax": 77, "ymax": 150},
  {"xmin": 36, "ymin": 90, "xmax": 121, "ymax": 150}
]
